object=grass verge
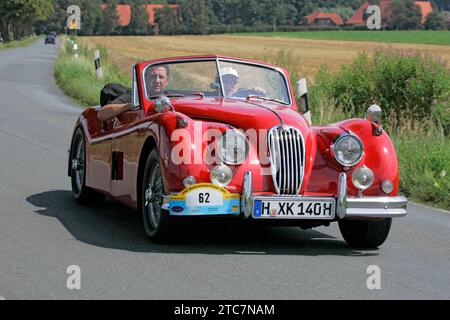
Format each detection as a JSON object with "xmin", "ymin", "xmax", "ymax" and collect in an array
[
  {"xmin": 54, "ymin": 37, "xmax": 130, "ymax": 107},
  {"xmin": 394, "ymin": 133, "xmax": 449, "ymax": 209},
  {"xmin": 0, "ymin": 36, "xmax": 38, "ymax": 50},
  {"xmin": 240, "ymin": 31, "xmax": 450, "ymax": 46}
]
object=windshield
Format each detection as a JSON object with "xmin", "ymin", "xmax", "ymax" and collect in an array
[{"xmin": 143, "ymin": 59, "xmax": 291, "ymax": 104}]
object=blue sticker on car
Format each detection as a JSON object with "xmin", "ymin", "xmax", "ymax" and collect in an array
[{"xmin": 253, "ymin": 200, "xmax": 262, "ymax": 217}]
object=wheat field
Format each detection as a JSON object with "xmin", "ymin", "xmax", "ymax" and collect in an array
[{"xmin": 79, "ymin": 34, "xmax": 450, "ymax": 81}]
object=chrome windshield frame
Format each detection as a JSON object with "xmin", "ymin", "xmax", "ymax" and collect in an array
[{"xmin": 141, "ymin": 57, "xmax": 293, "ymax": 107}]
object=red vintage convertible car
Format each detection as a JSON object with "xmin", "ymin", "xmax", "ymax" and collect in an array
[{"xmin": 68, "ymin": 55, "xmax": 408, "ymax": 248}]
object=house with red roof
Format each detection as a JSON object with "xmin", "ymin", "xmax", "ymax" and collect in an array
[
  {"xmin": 414, "ymin": 1, "xmax": 433, "ymax": 24},
  {"xmin": 346, "ymin": 0, "xmax": 433, "ymax": 27},
  {"xmin": 301, "ymin": 12, "xmax": 344, "ymax": 27}
]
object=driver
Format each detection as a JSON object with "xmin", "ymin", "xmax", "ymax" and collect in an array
[
  {"xmin": 98, "ymin": 65, "xmax": 170, "ymax": 121},
  {"xmin": 146, "ymin": 65, "xmax": 170, "ymax": 97},
  {"xmin": 220, "ymin": 67, "xmax": 240, "ymax": 97}
]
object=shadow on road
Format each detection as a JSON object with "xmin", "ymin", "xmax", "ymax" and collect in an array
[{"xmin": 26, "ymin": 190, "xmax": 378, "ymax": 257}]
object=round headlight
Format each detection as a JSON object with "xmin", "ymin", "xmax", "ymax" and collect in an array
[
  {"xmin": 218, "ymin": 130, "xmax": 249, "ymax": 165},
  {"xmin": 352, "ymin": 165, "xmax": 374, "ymax": 191},
  {"xmin": 210, "ymin": 164, "xmax": 232, "ymax": 187},
  {"xmin": 332, "ymin": 134, "xmax": 364, "ymax": 167}
]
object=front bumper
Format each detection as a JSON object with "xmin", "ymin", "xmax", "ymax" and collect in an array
[
  {"xmin": 240, "ymin": 172, "xmax": 408, "ymax": 220},
  {"xmin": 162, "ymin": 172, "xmax": 408, "ymax": 219}
]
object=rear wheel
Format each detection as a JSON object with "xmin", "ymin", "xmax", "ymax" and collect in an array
[
  {"xmin": 339, "ymin": 218, "xmax": 392, "ymax": 249},
  {"xmin": 70, "ymin": 128, "xmax": 104, "ymax": 204},
  {"xmin": 141, "ymin": 150, "xmax": 170, "ymax": 241}
]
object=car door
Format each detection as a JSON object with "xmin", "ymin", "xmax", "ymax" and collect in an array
[
  {"xmin": 109, "ymin": 66, "xmax": 148, "ymax": 207},
  {"xmin": 85, "ymin": 107, "xmax": 115, "ymax": 193}
]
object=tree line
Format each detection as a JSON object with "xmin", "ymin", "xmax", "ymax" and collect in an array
[
  {"xmin": 1, "ymin": 0, "xmax": 449, "ymax": 42},
  {"xmin": 0, "ymin": 0, "xmax": 53, "ymax": 42}
]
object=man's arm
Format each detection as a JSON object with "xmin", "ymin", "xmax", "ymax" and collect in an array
[{"xmin": 97, "ymin": 103, "xmax": 130, "ymax": 121}]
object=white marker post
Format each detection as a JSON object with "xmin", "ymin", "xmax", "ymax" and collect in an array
[
  {"xmin": 73, "ymin": 43, "xmax": 78, "ymax": 59},
  {"xmin": 94, "ymin": 50, "xmax": 102, "ymax": 79}
]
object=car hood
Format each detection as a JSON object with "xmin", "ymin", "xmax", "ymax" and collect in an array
[{"xmin": 171, "ymin": 97, "xmax": 310, "ymax": 134}]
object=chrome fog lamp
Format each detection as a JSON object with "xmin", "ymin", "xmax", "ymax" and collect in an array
[
  {"xmin": 183, "ymin": 176, "xmax": 197, "ymax": 188},
  {"xmin": 332, "ymin": 134, "xmax": 364, "ymax": 167},
  {"xmin": 381, "ymin": 180, "xmax": 394, "ymax": 194},
  {"xmin": 210, "ymin": 164, "xmax": 233, "ymax": 187},
  {"xmin": 352, "ymin": 165, "xmax": 374, "ymax": 194},
  {"xmin": 218, "ymin": 130, "xmax": 249, "ymax": 165},
  {"xmin": 366, "ymin": 104, "xmax": 382, "ymax": 124}
]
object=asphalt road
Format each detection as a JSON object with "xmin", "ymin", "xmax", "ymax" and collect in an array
[{"xmin": 1, "ymin": 39, "xmax": 450, "ymax": 300}]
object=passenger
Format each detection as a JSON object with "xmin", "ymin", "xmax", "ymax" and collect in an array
[{"xmin": 220, "ymin": 67, "xmax": 240, "ymax": 97}]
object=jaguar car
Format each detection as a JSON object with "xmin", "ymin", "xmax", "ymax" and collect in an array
[{"xmin": 68, "ymin": 55, "xmax": 408, "ymax": 248}]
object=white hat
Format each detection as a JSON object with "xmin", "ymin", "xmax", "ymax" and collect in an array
[{"xmin": 220, "ymin": 67, "xmax": 239, "ymax": 78}]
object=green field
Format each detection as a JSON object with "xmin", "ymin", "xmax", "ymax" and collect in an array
[{"xmin": 241, "ymin": 31, "xmax": 450, "ymax": 46}]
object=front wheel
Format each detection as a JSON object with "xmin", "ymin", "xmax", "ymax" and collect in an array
[
  {"xmin": 338, "ymin": 218, "xmax": 392, "ymax": 249},
  {"xmin": 141, "ymin": 150, "xmax": 170, "ymax": 241}
]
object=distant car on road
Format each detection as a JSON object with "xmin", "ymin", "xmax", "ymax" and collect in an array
[
  {"xmin": 44, "ymin": 35, "xmax": 56, "ymax": 45},
  {"xmin": 68, "ymin": 55, "xmax": 408, "ymax": 248}
]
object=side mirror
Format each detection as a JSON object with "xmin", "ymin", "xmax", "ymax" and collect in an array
[
  {"xmin": 154, "ymin": 96, "xmax": 174, "ymax": 113},
  {"xmin": 297, "ymin": 78, "xmax": 311, "ymax": 125}
]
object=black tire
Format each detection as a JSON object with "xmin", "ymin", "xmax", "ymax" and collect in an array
[
  {"xmin": 141, "ymin": 149, "xmax": 170, "ymax": 241},
  {"xmin": 70, "ymin": 128, "xmax": 104, "ymax": 205},
  {"xmin": 338, "ymin": 218, "xmax": 392, "ymax": 249}
]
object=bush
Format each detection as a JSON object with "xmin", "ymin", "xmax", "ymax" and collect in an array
[{"xmin": 312, "ymin": 50, "xmax": 450, "ymax": 134}]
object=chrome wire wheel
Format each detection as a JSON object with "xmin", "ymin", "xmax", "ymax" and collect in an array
[
  {"xmin": 139, "ymin": 150, "xmax": 170, "ymax": 243},
  {"xmin": 72, "ymin": 137, "xmax": 85, "ymax": 197},
  {"xmin": 141, "ymin": 149, "xmax": 170, "ymax": 240},
  {"xmin": 145, "ymin": 163, "xmax": 163, "ymax": 229}
]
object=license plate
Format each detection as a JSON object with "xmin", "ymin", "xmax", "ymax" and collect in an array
[{"xmin": 253, "ymin": 198, "xmax": 336, "ymax": 219}]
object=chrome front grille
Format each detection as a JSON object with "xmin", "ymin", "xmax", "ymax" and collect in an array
[{"xmin": 267, "ymin": 125, "xmax": 305, "ymax": 195}]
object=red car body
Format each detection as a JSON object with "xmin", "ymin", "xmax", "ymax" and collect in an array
[{"xmin": 68, "ymin": 55, "xmax": 407, "ymax": 247}]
